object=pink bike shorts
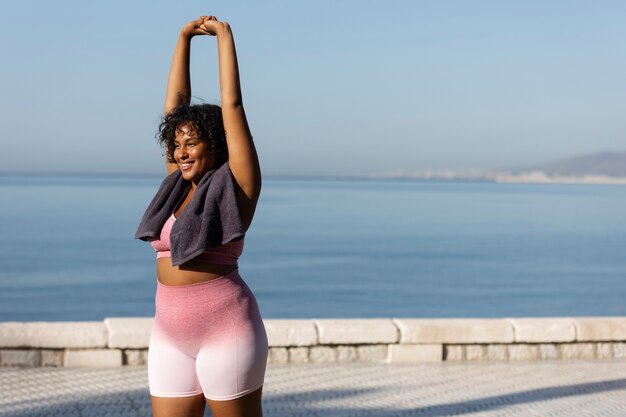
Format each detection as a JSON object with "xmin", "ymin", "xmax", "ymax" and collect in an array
[{"xmin": 148, "ymin": 269, "xmax": 268, "ymax": 401}]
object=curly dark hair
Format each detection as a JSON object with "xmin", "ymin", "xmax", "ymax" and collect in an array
[{"xmin": 158, "ymin": 102, "xmax": 228, "ymax": 164}]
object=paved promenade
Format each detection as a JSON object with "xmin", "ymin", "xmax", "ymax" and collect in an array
[{"xmin": 2, "ymin": 359, "xmax": 626, "ymax": 417}]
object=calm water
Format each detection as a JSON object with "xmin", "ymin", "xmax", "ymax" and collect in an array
[{"xmin": 1, "ymin": 174, "xmax": 625, "ymax": 321}]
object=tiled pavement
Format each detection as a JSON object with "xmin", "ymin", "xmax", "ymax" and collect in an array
[{"xmin": 1, "ymin": 359, "xmax": 626, "ymax": 416}]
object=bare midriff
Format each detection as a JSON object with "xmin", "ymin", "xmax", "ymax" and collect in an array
[{"xmin": 156, "ymin": 258, "xmax": 238, "ymax": 286}]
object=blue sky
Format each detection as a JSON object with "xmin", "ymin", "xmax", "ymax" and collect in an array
[{"xmin": 2, "ymin": 1, "xmax": 625, "ymax": 176}]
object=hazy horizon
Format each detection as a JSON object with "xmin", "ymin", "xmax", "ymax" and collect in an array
[
  {"xmin": 2, "ymin": 0, "xmax": 625, "ymax": 176},
  {"xmin": 1, "ymin": 149, "xmax": 624, "ymax": 179}
]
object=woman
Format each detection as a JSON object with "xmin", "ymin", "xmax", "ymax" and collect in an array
[{"xmin": 135, "ymin": 16, "xmax": 268, "ymax": 417}]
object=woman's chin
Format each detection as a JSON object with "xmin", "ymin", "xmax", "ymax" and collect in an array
[
  {"xmin": 181, "ymin": 169, "xmax": 208, "ymax": 184},
  {"xmin": 180, "ymin": 170, "xmax": 195, "ymax": 181}
]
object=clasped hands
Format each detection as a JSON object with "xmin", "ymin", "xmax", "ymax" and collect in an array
[{"xmin": 181, "ymin": 15, "xmax": 229, "ymax": 38}]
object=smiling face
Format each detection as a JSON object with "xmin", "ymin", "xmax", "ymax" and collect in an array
[{"xmin": 173, "ymin": 124, "xmax": 218, "ymax": 184}]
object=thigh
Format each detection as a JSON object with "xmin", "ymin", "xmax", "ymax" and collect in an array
[
  {"xmin": 148, "ymin": 327, "xmax": 203, "ymax": 398},
  {"xmin": 152, "ymin": 394, "xmax": 206, "ymax": 417},
  {"xmin": 205, "ymin": 385, "xmax": 264, "ymax": 417},
  {"xmin": 195, "ymin": 288, "xmax": 268, "ymax": 401}
]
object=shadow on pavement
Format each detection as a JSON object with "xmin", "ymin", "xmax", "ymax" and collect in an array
[{"xmin": 1, "ymin": 377, "xmax": 625, "ymax": 416}]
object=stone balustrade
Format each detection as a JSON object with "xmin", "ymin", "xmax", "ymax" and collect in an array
[{"xmin": 1, "ymin": 317, "xmax": 626, "ymax": 367}]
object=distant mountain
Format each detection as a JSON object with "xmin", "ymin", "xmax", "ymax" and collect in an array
[
  {"xmin": 529, "ymin": 151, "xmax": 626, "ymax": 177},
  {"xmin": 368, "ymin": 151, "xmax": 626, "ymax": 184}
]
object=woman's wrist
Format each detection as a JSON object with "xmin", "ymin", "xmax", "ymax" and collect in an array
[
  {"xmin": 179, "ymin": 30, "xmax": 194, "ymax": 41},
  {"xmin": 215, "ymin": 22, "xmax": 232, "ymax": 39}
]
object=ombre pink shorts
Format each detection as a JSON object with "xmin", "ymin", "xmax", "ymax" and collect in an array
[{"xmin": 148, "ymin": 269, "xmax": 268, "ymax": 401}]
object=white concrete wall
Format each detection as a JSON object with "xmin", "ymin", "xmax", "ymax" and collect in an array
[{"xmin": 1, "ymin": 317, "xmax": 626, "ymax": 367}]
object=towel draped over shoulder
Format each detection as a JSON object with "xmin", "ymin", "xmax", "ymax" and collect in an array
[{"xmin": 135, "ymin": 162, "xmax": 245, "ymax": 266}]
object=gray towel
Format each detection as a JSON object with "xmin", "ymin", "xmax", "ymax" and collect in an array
[{"xmin": 135, "ymin": 162, "xmax": 245, "ymax": 266}]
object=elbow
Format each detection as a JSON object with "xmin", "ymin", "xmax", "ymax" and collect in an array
[
  {"xmin": 245, "ymin": 178, "xmax": 261, "ymax": 201},
  {"xmin": 221, "ymin": 97, "xmax": 243, "ymax": 109},
  {"xmin": 240, "ymin": 175, "xmax": 261, "ymax": 202}
]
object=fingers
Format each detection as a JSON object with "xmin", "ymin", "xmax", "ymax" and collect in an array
[
  {"xmin": 200, "ymin": 17, "xmax": 216, "ymax": 33},
  {"xmin": 185, "ymin": 15, "xmax": 219, "ymax": 36},
  {"xmin": 193, "ymin": 28, "xmax": 209, "ymax": 36},
  {"xmin": 198, "ymin": 15, "xmax": 217, "ymax": 22},
  {"xmin": 190, "ymin": 16, "xmax": 211, "ymax": 35},
  {"xmin": 203, "ymin": 15, "xmax": 218, "ymax": 26}
]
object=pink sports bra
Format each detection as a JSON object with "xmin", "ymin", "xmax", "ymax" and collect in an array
[{"xmin": 150, "ymin": 214, "xmax": 243, "ymax": 266}]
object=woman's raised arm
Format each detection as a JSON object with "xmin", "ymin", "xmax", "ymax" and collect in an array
[
  {"xmin": 202, "ymin": 17, "xmax": 261, "ymax": 230},
  {"xmin": 163, "ymin": 17, "xmax": 210, "ymax": 174}
]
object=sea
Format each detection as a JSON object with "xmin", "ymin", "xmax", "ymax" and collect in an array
[{"xmin": 1, "ymin": 173, "xmax": 625, "ymax": 322}]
